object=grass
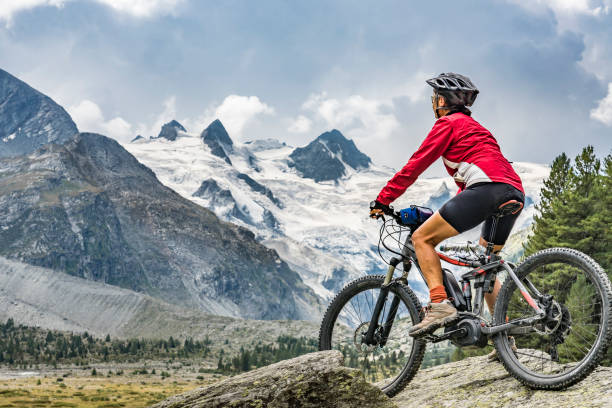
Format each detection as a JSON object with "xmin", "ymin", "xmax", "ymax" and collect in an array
[{"xmin": 0, "ymin": 372, "xmax": 216, "ymax": 408}]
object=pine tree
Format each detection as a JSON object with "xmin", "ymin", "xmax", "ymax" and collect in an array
[{"xmin": 524, "ymin": 146, "xmax": 611, "ymax": 365}]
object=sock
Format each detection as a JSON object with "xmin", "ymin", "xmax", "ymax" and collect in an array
[{"xmin": 429, "ymin": 285, "xmax": 448, "ymax": 303}]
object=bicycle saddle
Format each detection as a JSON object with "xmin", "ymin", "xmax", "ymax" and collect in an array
[{"xmin": 495, "ymin": 200, "xmax": 523, "ymax": 217}]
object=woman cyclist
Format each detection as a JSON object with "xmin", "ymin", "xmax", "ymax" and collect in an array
[{"xmin": 369, "ymin": 72, "xmax": 525, "ymax": 341}]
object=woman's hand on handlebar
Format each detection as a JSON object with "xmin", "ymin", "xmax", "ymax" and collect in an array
[{"xmin": 369, "ymin": 200, "xmax": 392, "ymax": 219}]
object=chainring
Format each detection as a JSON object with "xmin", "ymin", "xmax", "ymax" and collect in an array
[{"xmin": 534, "ymin": 300, "xmax": 571, "ymax": 342}]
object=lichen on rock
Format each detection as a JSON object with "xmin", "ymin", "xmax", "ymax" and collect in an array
[{"xmin": 149, "ymin": 350, "xmax": 396, "ymax": 408}]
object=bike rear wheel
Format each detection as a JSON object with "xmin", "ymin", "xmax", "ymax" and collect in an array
[
  {"xmin": 318, "ymin": 275, "xmax": 426, "ymax": 397},
  {"xmin": 493, "ymin": 248, "xmax": 612, "ymax": 389}
]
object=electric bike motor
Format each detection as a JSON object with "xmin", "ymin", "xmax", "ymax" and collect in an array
[
  {"xmin": 442, "ymin": 269, "xmax": 487, "ymax": 348},
  {"xmin": 445, "ymin": 318, "xmax": 488, "ymax": 348}
]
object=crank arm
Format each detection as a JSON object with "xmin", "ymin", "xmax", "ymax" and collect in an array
[
  {"xmin": 481, "ymin": 315, "xmax": 544, "ymax": 336},
  {"xmin": 423, "ymin": 328, "xmax": 467, "ymax": 343},
  {"xmin": 507, "ymin": 326, "xmax": 537, "ymax": 336}
]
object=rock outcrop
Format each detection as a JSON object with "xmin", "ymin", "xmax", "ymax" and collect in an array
[
  {"xmin": 150, "ymin": 351, "xmax": 396, "ymax": 408},
  {"xmin": 237, "ymin": 172, "xmax": 282, "ymax": 207},
  {"xmin": 0, "ymin": 68, "xmax": 78, "ymax": 158},
  {"xmin": 394, "ymin": 354, "xmax": 612, "ymax": 408},
  {"xmin": 201, "ymin": 119, "xmax": 233, "ymax": 165},
  {"xmin": 153, "ymin": 352, "xmax": 612, "ymax": 408},
  {"xmin": 158, "ymin": 120, "xmax": 186, "ymax": 141},
  {"xmin": 289, "ymin": 129, "xmax": 371, "ymax": 182}
]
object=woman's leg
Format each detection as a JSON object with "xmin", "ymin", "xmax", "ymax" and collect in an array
[
  {"xmin": 411, "ymin": 212, "xmax": 459, "ymax": 295},
  {"xmin": 408, "ymin": 211, "xmax": 462, "ymax": 337}
]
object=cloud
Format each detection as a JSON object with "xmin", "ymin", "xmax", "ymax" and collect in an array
[
  {"xmin": 0, "ymin": 0, "xmax": 66, "ymax": 27},
  {"xmin": 194, "ymin": 95, "xmax": 275, "ymax": 139},
  {"xmin": 590, "ymin": 83, "xmax": 612, "ymax": 125},
  {"xmin": 389, "ymin": 71, "xmax": 433, "ymax": 103},
  {"xmin": 135, "ymin": 96, "xmax": 177, "ymax": 138},
  {"xmin": 302, "ymin": 92, "xmax": 399, "ymax": 141},
  {"xmin": 508, "ymin": 0, "xmax": 609, "ymax": 20},
  {"xmin": 92, "ymin": 0, "xmax": 184, "ymax": 18},
  {"xmin": 68, "ymin": 99, "xmax": 134, "ymax": 141},
  {"xmin": 504, "ymin": 0, "xmax": 612, "ymax": 83},
  {"xmin": 288, "ymin": 115, "xmax": 312, "ymax": 134},
  {"xmin": 0, "ymin": 0, "xmax": 182, "ymax": 26}
]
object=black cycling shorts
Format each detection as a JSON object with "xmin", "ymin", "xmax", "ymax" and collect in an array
[{"xmin": 439, "ymin": 182, "xmax": 525, "ymax": 245}]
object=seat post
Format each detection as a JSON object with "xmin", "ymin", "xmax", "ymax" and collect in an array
[{"xmin": 486, "ymin": 216, "xmax": 499, "ymax": 256}]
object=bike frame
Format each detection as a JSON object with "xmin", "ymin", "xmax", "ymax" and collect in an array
[{"xmin": 363, "ymin": 223, "xmax": 546, "ymax": 346}]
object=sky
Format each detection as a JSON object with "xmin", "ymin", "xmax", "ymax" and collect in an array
[{"xmin": 0, "ymin": 0, "xmax": 611, "ymax": 173}]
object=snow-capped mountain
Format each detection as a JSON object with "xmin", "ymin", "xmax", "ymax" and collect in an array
[
  {"xmin": 123, "ymin": 120, "xmax": 550, "ymax": 302},
  {"xmin": 157, "ymin": 120, "xmax": 187, "ymax": 141}
]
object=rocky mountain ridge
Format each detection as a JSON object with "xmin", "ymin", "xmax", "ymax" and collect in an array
[
  {"xmin": 157, "ymin": 120, "xmax": 187, "ymax": 141},
  {"xmin": 0, "ymin": 68, "xmax": 78, "ymax": 158},
  {"xmin": 201, "ymin": 119, "xmax": 234, "ymax": 165},
  {"xmin": 0, "ymin": 132, "xmax": 322, "ymax": 321},
  {"xmin": 0, "ymin": 256, "xmax": 318, "ymax": 343},
  {"xmin": 289, "ymin": 129, "xmax": 372, "ymax": 182}
]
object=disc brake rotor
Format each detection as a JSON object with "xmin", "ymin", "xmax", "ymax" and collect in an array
[
  {"xmin": 534, "ymin": 300, "xmax": 565, "ymax": 335},
  {"xmin": 354, "ymin": 322, "xmax": 378, "ymax": 355}
]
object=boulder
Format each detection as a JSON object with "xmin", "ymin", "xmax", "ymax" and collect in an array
[
  {"xmin": 393, "ymin": 354, "xmax": 612, "ymax": 408},
  {"xmin": 150, "ymin": 350, "xmax": 396, "ymax": 408},
  {"xmin": 153, "ymin": 351, "xmax": 612, "ymax": 408}
]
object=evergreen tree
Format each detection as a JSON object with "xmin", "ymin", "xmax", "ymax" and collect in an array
[{"xmin": 524, "ymin": 146, "xmax": 611, "ymax": 365}]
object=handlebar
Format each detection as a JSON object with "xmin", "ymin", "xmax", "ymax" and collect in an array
[
  {"xmin": 369, "ymin": 201, "xmax": 402, "ymax": 223},
  {"xmin": 372, "ymin": 204, "xmax": 485, "ymax": 269}
]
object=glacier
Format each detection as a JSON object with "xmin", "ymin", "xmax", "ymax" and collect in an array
[{"xmin": 123, "ymin": 125, "xmax": 549, "ymax": 304}]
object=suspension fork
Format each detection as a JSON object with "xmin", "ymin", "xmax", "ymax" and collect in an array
[
  {"xmin": 364, "ymin": 257, "xmax": 401, "ymax": 345},
  {"xmin": 380, "ymin": 294, "xmax": 401, "ymax": 346}
]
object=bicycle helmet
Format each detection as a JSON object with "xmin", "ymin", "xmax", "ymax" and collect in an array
[{"xmin": 426, "ymin": 72, "xmax": 479, "ymax": 107}]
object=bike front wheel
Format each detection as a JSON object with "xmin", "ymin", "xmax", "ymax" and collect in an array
[
  {"xmin": 318, "ymin": 275, "xmax": 426, "ymax": 397},
  {"xmin": 493, "ymin": 248, "xmax": 612, "ymax": 390}
]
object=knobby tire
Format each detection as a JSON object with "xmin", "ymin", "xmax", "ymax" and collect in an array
[
  {"xmin": 318, "ymin": 275, "xmax": 426, "ymax": 397},
  {"xmin": 493, "ymin": 248, "xmax": 612, "ymax": 390}
]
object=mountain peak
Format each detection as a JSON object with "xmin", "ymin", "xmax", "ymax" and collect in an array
[
  {"xmin": 0, "ymin": 68, "xmax": 78, "ymax": 158},
  {"xmin": 289, "ymin": 129, "xmax": 371, "ymax": 182},
  {"xmin": 201, "ymin": 119, "xmax": 233, "ymax": 146},
  {"xmin": 201, "ymin": 119, "xmax": 233, "ymax": 164},
  {"xmin": 157, "ymin": 119, "xmax": 186, "ymax": 141},
  {"xmin": 317, "ymin": 129, "xmax": 344, "ymax": 142},
  {"xmin": 315, "ymin": 129, "xmax": 371, "ymax": 169}
]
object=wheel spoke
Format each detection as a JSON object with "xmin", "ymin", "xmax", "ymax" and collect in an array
[
  {"xmin": 321, "ymin": 276, "xmax": 424, "ymax": 396},
  {"xmin": 497, "ymin": 251, "xmax": 609, "ymax": 386}
]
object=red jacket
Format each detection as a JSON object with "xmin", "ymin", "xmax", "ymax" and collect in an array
[{"xmin": 377, "ymin": 112, "xmax": 523, "ymax": 206}]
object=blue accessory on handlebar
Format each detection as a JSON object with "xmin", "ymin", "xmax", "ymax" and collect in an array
[{"xmin": 399, "ymin": 206, "xmax": 434, "ymax": 227}]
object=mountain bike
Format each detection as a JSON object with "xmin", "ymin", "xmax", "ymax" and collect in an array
[{"xmin": 318, "ymin": 201, "xmax": 611, "ymax": 397}]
